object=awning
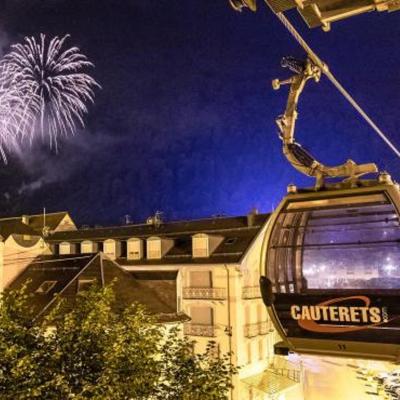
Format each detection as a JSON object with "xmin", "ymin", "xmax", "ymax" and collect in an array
[{"xmin": 242, "ymin": 369, "xmax": 299, "ymax": 396}]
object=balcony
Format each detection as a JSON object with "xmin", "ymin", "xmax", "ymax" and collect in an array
[
  {"xmin": 242, "ymin": 286, "xmax": 261, "ymax": 299},
  {"xmin": 270, "ymin": 367, "xmax": 301, "ymax": 383},
  {"xmin": 244, "ymin": 321, "xmax": 274, "ymax": 338},
  {"xmin": 183, "ymin": 287, "xmax": 226, "ymax": 300},
  {"xmin": 184, "ymin": 323, "xmax": 216, "ymax": 337},
  {"xmin": 244, "ymin": 323, "xmax": 259, "ymax": 338},
  {"xmin": 259, "ymin": 321, "xmax": 274, "ymax": 335}
]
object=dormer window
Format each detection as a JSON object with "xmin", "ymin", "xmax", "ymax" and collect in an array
[
  {"xmin": 81, "ymin": 240, "xmax": 99, "ymax": 254},
  {"xmin": 36, "ymin": 280, "xmax": 57, "ymax": 294},
  {"xmin": 103, "ymin": 239, "xmax": 121, "ymax": 260},
  {"xmin": 59, "ymin": 241, "xmax": 77, "ymax": 255},
  {"xmin": 225, "ymin": 237, "xmax": 237, "ymax": 245},
  {"xmin": 192, "ymin": 234, "xmax": 209, "ymax": 257},
  {"xmin": 192, "ymin": 234, "xmax": 224, "ymax": 258},
  {"xmin": 127, "ymin": 238, "xmax": 143, "ymax": 260},
  {"xmin": 146, "ymin": 236, "xmax": 173, "ymax": 259}
]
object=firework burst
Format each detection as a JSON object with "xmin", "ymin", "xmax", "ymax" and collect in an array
[
  {"xmin": 2, "ymin": 33, "xmax": 100, "ymax": 150},
  {"xmin": 0, "ymin": 63, "xmax": 37, "ymax": 162}
]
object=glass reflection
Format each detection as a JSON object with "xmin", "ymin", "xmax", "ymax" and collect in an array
[
  {"xmin": 268, "ymin": 194, "xmax": 400, "ymax": 292},
  {"xmin": 303, "ymin": 203, "xmax": 400, "ymax": 289}
]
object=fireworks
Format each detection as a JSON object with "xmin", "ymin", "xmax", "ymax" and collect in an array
[
  {"xmin": 0, "ymin": 63, "xmax": 35, "ymax": 162},
  {"xmin": 0, "ymin": 33, "xmax": 100, "ymax": 160}
]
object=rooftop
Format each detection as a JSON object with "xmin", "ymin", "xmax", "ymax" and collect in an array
[
  {"xmin": 7, "ymin": 253, "xmax": 186, "ymax": 323},
  {"xmin": 48, "ymin": 213, "xmax": 270, "ymax": 264}
]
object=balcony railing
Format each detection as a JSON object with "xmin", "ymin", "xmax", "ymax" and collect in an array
[
  {"xmin": 244, "ymin": 323, "xmax": 259, "ymax": 338},
  {"xmin": 270, "ymin": 367, "xmax": 301, "ymax": 383},
  {"xmin": 259, "ymin": 321, "xmax": 274, "ymax": 335},
  {"xmin": 183, "ymin": 287, "xmax": 226, "ymax": 300},
  {"xmin": 184, "ymin": 323, "xmax": 216, "ymax": 337},
  {"xmin": 244, "ymin": 321, "xmax": 274, "ymax": 338},
  {"xmin": 242, "ymin": 286, "xmax": 261, "ymax": 299}
]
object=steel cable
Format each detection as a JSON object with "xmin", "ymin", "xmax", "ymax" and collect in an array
[{"xmin": 268, "ymin": 6, "xmax": 400, "ymax": 158}]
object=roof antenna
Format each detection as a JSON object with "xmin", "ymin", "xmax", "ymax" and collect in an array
[
  {"xmin": 42, "ymin": 207, "xmax": 49, "ymax": 237},
  {"xmin": 146, "ymin": 211, "xmax": 163, "ymax": 228}
]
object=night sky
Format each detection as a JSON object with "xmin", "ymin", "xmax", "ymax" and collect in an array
[{"xmin": 0, "ymin": 1, "xmax": 399, "ymax": 226}]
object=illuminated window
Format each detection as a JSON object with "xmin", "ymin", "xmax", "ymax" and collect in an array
[
  {"xmin": 103, "ymin": 239, "xmax": 121, "ymax": 260},
  {"xmin": 127, "ymin": 238, "xmax": 143, "ymax": 260},
  {"xmin": 81, "ymin": 240, "xmax": 98, "ymax": 254},
  {"xmin": 147, "ymin": 237, "xmax": 161, "ymax": 259},
  {"xmin": 36, "ymin": 281, "xmax": 57, "ymax": 294},
  {"xmin": 193, "ymin": 234, "xmax": 209, "ymax": 257}
]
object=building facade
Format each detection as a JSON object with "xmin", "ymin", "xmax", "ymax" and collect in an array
[{"xmin": 1, "ymin": 210, "xmax": 303, "ymax": 400}]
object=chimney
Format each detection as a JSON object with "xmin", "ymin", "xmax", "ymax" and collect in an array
[
  {"xmin": 21, "ymin": 215, "xmax": 29, "ymax": 225},
  {"xmin": 247, "ymin": 208, "xmax": 259, "ymax": 227}
]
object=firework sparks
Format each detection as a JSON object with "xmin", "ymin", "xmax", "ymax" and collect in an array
[
  {"xmin": 0, "ymin": 63, "xmax": 36, "ymax": 162},
  {"xmin": 2, "ymin": 33, "xmax": 100, "ymax": 151}
]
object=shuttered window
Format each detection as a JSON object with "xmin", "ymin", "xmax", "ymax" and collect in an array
[
  {"xmin": 190, "ymin": 306, "xmax": 214, "ymax": 325},
  {"xmin": 189, "ymin": 271, "xmax": 212, "ymax": 288}
]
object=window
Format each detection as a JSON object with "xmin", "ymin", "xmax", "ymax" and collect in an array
[
  {"xmin": 147, "ymin": 237, "xmax": 161, "ymax": 259},
  {"xmin": 189, "ymin": 271, "xmax": 212, "ymax": 288},
  {"xmin": 36, "ymin": 281, "xmax": 57, "ymax": 294},
  {"xmin": 258, "ymin": 339, "xmax": 264, "ymax": 361},
  {"xmin": 245, "ymin": 305, "xmax": 251, "ymax": 325},
  {"xmin": 190, "ymin": 306, "xmax": 214, "ymax": 325},
  {"xmin": 247, "ymin": 342, "xmax": 252, "ymax": 364},
  {"xmin": 193, "ymin": 234, "xmax": 209, "ymax": 258},
  {"xmin": 268, "ymin": 193, "xmax": 400, "ymax": 292},
  {"xmin": 59, "ymin": 242, "xmax": 72, "ymax": 255},
  {"xmin": 127, "ymin": 238, "xmax": 143, "ymax": 260},
  {"xmin": 81, "ymin": 241, "xmax": 98, "ymax": 254},
  {"xmin": 103, "ymin": 239, "xmax": 121, "ymax": 260},
  {"xmin": 78, "ymin": 278, "xmax": 96, "ymax": 292},
  {"xmin": 225, "ymin": 237, "xmax": 237, "ymax": 245}
]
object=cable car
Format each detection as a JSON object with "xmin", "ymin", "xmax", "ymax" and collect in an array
[
  {"xmin": 259, "ymin": 57, "xmax": 400, "ymax": 361},
  {"xmin": 230, "ymin": 0, "xmax": 400, "ymax": 362},
  {"xmin": 260, "ymin": 178, "xmax": 400, "ymax": 361}
]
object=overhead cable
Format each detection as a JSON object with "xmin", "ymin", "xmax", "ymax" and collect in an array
[{"xmin": 266, "ymin": 5, "xmax": 400, "ymax": 159}]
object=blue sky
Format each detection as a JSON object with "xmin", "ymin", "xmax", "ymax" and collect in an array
[{"xmin": 1, "ymin": 1, "xmax": 399, "ymax": 225}]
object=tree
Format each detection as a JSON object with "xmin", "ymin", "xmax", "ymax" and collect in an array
[{"xmin": 0, "ymin": 285, "xmax": 236, "ymax": 399}]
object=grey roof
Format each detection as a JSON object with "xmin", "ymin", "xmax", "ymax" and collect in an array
[
  {"xmin": 28, "ymin": 212, "xmax": 71, "ymax": 232},
  {"xmin": 49, "ymin": 214, "xmax": 269, "ymax": 241},
  {"xmin": 7, "ymin": 253, "xmax": 186, "ymax": 323},
  {"xmin": 0, "ymin": 219, "xmax": 40, "ymax": 240},
  {"xmin": 0, "ymin": 211, "xmax": 71, "ymax": 238},
  {"xmin": 48, "ymin": 214, "xmax": 269, "ymax": 264}
]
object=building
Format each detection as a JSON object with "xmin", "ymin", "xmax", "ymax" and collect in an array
[
  {"xmin": 7, "ymin": 252, "xmax": 186, "ymax": 324},
  {"xmin": 0, "ymin": 210, "xmax": 303, "ymax": 400}
]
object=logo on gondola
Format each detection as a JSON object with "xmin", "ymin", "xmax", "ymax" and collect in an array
[{"xmin": 290, "ymin": 296, "xmax": 389, "ymax": 333}]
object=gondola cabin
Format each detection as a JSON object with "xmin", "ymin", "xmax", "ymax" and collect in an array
[{"xmin": 260, "ymin": 180, "xmax": 400, "ymax": 361}]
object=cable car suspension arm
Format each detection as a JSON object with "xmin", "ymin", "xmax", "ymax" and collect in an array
[
  {"xmin": 271, "ymin": 11, "xmax": 400, "ymax": 159},
  {"xmin": 274, "ymin": 56, "xmax": 378, "ymax": 189}
]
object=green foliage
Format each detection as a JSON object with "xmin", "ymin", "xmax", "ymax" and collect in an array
[
  {"xmin": 156, "ymin": 330, "xmax": 236, "ymax": 400},
  {"xmin": 0, "ymin": 285, "xmax": 236, "ymax": 400}
]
